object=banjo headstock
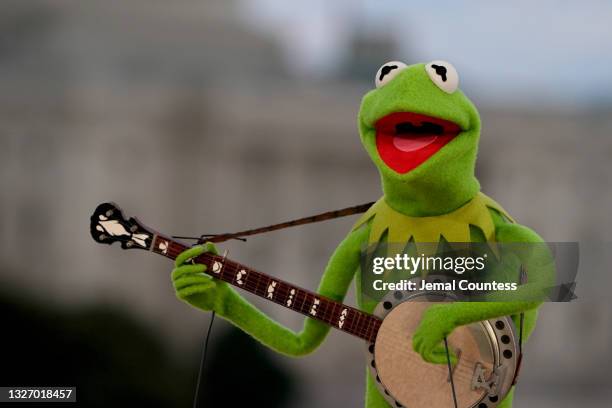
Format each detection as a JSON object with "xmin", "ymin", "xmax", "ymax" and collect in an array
[{"xmin": 90, "ymin": 202, "xmax": 154, "ymax": 250}]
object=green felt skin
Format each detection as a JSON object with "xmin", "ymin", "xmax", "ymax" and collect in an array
[{"xmin": 172, "ymin": 62, "xmax": 546, "ymax": 408}]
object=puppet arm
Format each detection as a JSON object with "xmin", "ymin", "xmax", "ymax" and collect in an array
[
  {"xmin": 172, "ymin": 224, "xmax": 369, "ymax": 357},
  {"xmin": 413, "ymin": 220, "xmax": 554, "ymax": 365}
]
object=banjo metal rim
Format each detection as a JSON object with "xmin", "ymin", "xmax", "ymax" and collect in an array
[{"xmin": 365, "ymin": 276, "xmax": 519, "ymax": 408}]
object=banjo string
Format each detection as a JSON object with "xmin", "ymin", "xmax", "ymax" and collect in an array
[
  {"xmin": 519, "ymin": 313, "xmax": 524, "ymax": 353},
  {"xmin": 518, "ymin": 265, "xmax": 527, "ymax": 355},
  {"xmin": 444, "ymin": 337, "xmax": 459, "ymax": 408},
  {"xmin": 192, "ymin": 311, "xmax": 215, "ymax": 408}
]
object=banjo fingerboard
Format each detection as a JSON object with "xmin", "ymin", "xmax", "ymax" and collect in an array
[{"xmin": 152, "ymin": 234, "xmax": 382, "ymax": 343}]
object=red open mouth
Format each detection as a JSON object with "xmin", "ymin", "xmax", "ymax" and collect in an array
[{"xmin": 375, "ymin": 112, "xmax": 461, "ymax": 174}]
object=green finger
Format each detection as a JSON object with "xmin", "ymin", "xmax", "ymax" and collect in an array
[
  {"xmin": 428, "ymin": 346, "xmax": 457, "ymax": 365},
  {"xmin": 175, "ymin": 245, "xmax": 205, "ymax": 267},
  {"xmin": 177, "ymin": 284, "xmax": 216, "ymax": 299},
  {"xmin": 171, "ymin": 264, "xmax": 207, "ymax": 280},
  {"xmin": 201, "ymin": 242, "xmax": 219, "ymax": 255},
  {"xmin": 173, "ymin": 275, "xmax": 214, "ymax": 290},
  {"xmin": 427, "ymin": 355, "xmax": 446, "ymax": 365},
  {"xmin": 412, "ymin": 336, "xmax": 424, "ymax": 351}
]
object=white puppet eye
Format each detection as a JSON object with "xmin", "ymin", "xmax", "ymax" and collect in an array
[
  {"xmin": 375, "ymin": 61, "xmax": 408, "ymax": 88},
  {"xmin": 425, "ymin": 60, "xmax": 459, "ymax": 94}
]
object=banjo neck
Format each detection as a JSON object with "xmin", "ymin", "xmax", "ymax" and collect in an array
[
  {"xmin": 90, "ymin": 202, "xmax": 381, "ymax": 343},
  {"xmin": 152, "ymin": 234, "xmax": 381, "ymax": 342}
]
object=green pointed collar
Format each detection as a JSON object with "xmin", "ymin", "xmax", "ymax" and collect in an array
[{"xmin": 353, "ymin": 192, "xmax": 514, "ymax": 247}]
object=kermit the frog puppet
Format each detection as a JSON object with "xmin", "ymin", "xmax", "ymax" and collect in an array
[{"xmin": 171, "ymin": 61, "xmax": 547, "ymax": 407}]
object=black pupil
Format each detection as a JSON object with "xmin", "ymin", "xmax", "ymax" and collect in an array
[
  {"xmin": 431, "ymin": 64, "xmax": 448, "ymax": 82},
  {"xmin": 379, "ymin": 65, "xmax": 398, "ymax": 81}
]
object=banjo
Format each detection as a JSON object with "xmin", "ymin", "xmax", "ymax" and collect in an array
[{"xmin": 90, "ymin": 202, "xmax": 520, "ymax": 408}]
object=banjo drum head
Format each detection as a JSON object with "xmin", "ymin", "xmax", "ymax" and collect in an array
[{"xmin": 366, "ymin": 284, "xmax": 518, "ymax": 408}]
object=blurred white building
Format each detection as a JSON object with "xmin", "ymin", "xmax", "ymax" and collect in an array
[{"xmin": 0, "ymin": 1, "xmax": 611, "ymax": 407}]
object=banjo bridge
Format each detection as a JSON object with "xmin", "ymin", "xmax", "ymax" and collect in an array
[{"xmin": 471, "ymin": 363, "xmax": 507, "ymax": 396}]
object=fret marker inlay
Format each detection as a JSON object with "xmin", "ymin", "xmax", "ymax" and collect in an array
[
  {"xmin": 211, "ymin": 261, "xmax": 223, "ymax": 274},
  {"xmin": 158, "ymin": 240, "xmax": 168, "ymax": 255},
  {"xmin": 339, "ymin": 308, "xmax": 348, "ymax": 328},
  {"xmin": 310, "ymin": 298, "xmax": 320, "ymax": 316},
  {"xmin": 236, "ymin": 269, "xmax": 246, "ymax": 285},
  {"xmin": 286, "ymin": 289, "xmax": 296, "ymax": 307},
  {"xmin": 267, "ymin": 281, "xmax": 277, "ymax": 299}
]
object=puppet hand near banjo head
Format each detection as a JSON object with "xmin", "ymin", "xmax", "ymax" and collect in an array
[{"xmin": 164, "ymin": 60, "xmax": 547, "ymax": 408}]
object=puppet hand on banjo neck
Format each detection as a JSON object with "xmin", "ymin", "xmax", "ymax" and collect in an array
[
  {"xmin": 171, "ymin": 243, "xmax": 234, "ymax": 313},
  {"xmin": 171, "ymin": 61, "xmax": 551, "ymax": 408}
]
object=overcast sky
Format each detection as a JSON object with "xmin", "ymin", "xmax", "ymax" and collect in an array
[{"xmin": 242, "ymin": 0, "xmax": 612, "ymax": 108}]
